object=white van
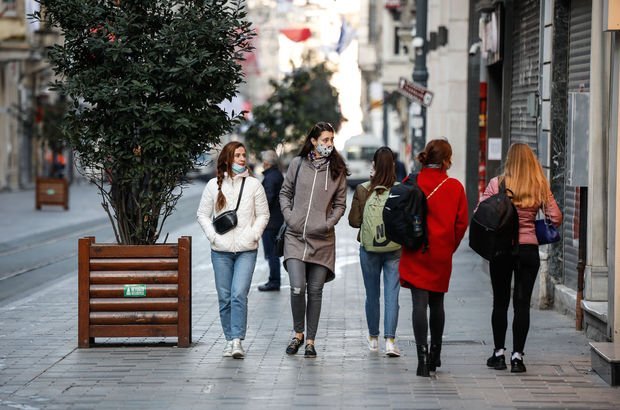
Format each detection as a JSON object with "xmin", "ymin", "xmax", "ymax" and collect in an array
[{"xmin": 343, "ymin": 134, "xmax": 383, "ymax": 188}]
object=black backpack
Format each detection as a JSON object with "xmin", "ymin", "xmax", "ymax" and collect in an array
[
  {"xmin": 469, "ymin": 180, "xmax": 519, "ymax": 260},
  {"xmin": 382, "ymin": 173, "xmax": 428, "ymax": 251}
]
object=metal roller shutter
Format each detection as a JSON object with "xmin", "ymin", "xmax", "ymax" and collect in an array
[
  {"xmin": 509, "ymin": 0, "xmax": 540, "ymax": 149},
  {"xmin": 563, "ymin": 0, "xmax": 591, "ymax": 290}
]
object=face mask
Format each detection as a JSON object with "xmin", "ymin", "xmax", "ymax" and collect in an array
[
  {"xmin": 316, "ymin": 143, "xmax": 334, "ymax": 157},
  {"xmin": 370, "ymin": 162, "xmax": 375, "ymax": 178},
  {"xmin": 232, "ymin": 163, "xmax": 246, "ymax": 174}
]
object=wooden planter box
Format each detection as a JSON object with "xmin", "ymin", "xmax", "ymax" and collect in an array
[
  {"xmin": 78, "ymin": 236, "xmax": 192, "ymax": 348},
  {"xmin": 36, "ymin": 177, "xmax": 69, "ymax": 210}
]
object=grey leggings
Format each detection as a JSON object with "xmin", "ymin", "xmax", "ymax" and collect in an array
[{"xmin": 287, "ymin": 259, "xmax": 328, "ymax": 340}]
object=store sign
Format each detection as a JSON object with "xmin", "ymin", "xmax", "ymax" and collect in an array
[
  {"xmin": 604, "ymin": 0, "xmax": 620, "ymax": 31},
  {"xmin": 397, "ymin": 77, "xmax": 434, "ymax": 107}
]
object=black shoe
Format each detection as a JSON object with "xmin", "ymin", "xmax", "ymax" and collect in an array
[
  {"xmin": 258, "ymin": 282, "xmax": 280, "ymax": 291},
  {"xmin": 286, "ymin": 336, "xmax": 304, "ymax": 355},
  {"xmin": 487, "ymin": 350, "xmax": 507, "ymax": 370},
  {"xmin": 429, "ymin": 343, "xmax": 442, "ymax": 372},
  {"xmin": 304, "ymin": 344, "xmax": 317, "ymax": 358},
  {"xmin": 510, "ymin": 355, "xmax": 526, "ymax": 373}
]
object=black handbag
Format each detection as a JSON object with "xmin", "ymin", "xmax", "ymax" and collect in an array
[
  {"xmin": 212, "ymin": 177, "xmax": 246, "ymax": 235},
  {"xmin": 275, "ymin": 160, "xmax": 302, "ymax": 257},
  {"xmin": 535, "ymin": 204, "xmax": 560, "ymax": 245}
]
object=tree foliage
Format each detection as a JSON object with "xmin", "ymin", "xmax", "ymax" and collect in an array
[
  {"xmin": 244, "ymin": 63, "xmax": 342, "ymax": 154},
  {"xmin": 35, "ymin": 0, "xmax": 254, "ymax": 244}
]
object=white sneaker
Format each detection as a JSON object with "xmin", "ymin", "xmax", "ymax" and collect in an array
[
  {"xmin": 385, "ymin": 338, "xmax": 400, "ymax": 357},
  {"xmin": 367, "ymin": 336, "xmax": 379, "ymax": 352},
  {"xmin": 222, "ymin": 340, "xmax": 233, "ymax": 357},
  {"xmin": 232, "ymin": 338, "xmax": 245, "ymax": 359}
]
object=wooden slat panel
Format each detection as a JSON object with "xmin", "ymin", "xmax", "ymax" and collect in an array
[
  {"xmin": 90, "ymin": 244, "xmax": 179, "ymax": 258},
  {"xmin": 90, "ymin": 271, "xmax": 179, "ymax": 284},
  {"xmin": 90, "ymin": 284, "xmax": 178, "ymax": 298},
  {"xmin": 90, "ymin": 324, "xmax": 178, "ymax": 338},
  {"xmin": 177, "ymin": 236, "xmax": 191, "ymax": 347},
  {"xmin": 78, "ymin": 237, "xmax": 95, "ymax": 348},
  {"xmin": 90, "ymin": 258, "xmax": 178, "ymax": 271},
  {"xmin": 90, "ymin": 311, "xmax": 178, "ymax": 325},
  {"xmin": 90, "ymin": 298, "xmax": 178, "ymax": 311}
]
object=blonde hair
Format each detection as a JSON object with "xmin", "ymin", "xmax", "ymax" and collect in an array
[{"xmin": 501, "ymin": 143, "xmax": 550, "ymax": 208}]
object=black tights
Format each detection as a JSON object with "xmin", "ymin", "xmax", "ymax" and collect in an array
[
  {"xmin": 489, "ymin": 245, "xmax": 540, "ymax": 354},
  {"xmin": 410, "ymin": 287, "xmax": 445, "ymax": 345}
]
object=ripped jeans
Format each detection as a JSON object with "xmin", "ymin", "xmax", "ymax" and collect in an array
[{"xmin": 287, "ymin": 259, "xmax": 328, "ymax": 341}]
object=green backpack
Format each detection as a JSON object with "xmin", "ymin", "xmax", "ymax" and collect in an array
[{"xmin": 360, "ymin": 183, "xmax": 401, "ymax": 253}]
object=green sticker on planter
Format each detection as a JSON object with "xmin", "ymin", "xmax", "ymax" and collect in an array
[
  {"xmin": 124, "ymin": 284, "xmax": 147, "ymax": 297},
  {"xmin": 46, "ymin": 188, "xmax": 56, "ymax": 195}
]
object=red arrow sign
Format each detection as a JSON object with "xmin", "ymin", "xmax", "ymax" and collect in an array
[{"xmin": 397, "ymin": 77, "xmax": 434, "ymax": 107}]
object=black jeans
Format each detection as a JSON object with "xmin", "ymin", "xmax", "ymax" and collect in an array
[
  {"xmin": 410, "ymin": 287, "xmax": 445, "ymax": 346},
  {"xmin": 261, "ymin": 228, "xmax": 281, "ymax": 285},
  {"xmin": 489, "ymin": 244, "xmax": 540, "ymax": 354}
]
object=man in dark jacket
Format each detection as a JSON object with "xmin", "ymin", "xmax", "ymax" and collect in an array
[{"xmin": 258, "ymin": 150, "xmax": 284, "ymax": 291}]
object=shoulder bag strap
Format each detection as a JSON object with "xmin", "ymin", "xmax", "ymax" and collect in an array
[
  {"xmin": 290, "ymin": 158, "xmax": 303, "ymax": 210},
  {"xmin": 426, "ymin": 177, "xmax": 449, "ymax": 200},
  {"xmin": 233, "ymin": 177, "xmax": 246, "ymax": 212}
]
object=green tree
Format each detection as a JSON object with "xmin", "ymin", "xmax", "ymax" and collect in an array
[
  {"xmin": 244, "ymin": 62, "xmax": 342, "ymax": 154},
  {"xmin": 35, "ymin": 0, "xmax": 254, "ymax": 244}
]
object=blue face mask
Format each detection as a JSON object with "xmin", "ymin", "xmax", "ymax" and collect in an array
[{"xmin": 232, "ymin": 163, "xmax": 246, "ymax": 174}]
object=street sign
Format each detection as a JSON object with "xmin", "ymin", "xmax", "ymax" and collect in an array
[{"xmin": 397, "ymin": 77, "xmax": 434, "ymax": 107}]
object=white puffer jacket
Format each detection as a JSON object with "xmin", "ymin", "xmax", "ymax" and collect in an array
[{"xmin": 197, "ymin": 173, "xmax": 269, "ymax": 253}]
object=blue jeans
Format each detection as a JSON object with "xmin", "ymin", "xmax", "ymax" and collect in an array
[
  {"xmin": 359, "ymin": 247, "xmax": 401, "ymax": 338},
  {"xmin": 211, "ymin": 250, "xmax": 257, "ymax": 340},
  {"xmin": 262, "ymin": 228, "xmax": 281, "ymax": 285}
]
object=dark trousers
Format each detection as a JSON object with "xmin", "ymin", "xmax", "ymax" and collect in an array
[
  {"xmin": 489, "ymin": 244, "xmax": 540, "ymax": 354},
  {"xmin": 287, "ymin": 259, "xmax": 328, "ymax": 340},
  {"xmin": 262, "ymin": 228, "xmax": 281, "ymax": 285},
  {"xmin": 410, "ymin": 287, "xmax": 445, "ymax": 346}
]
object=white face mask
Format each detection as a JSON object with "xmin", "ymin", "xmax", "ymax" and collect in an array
[{"xmin": 316, "ymin": 143, "xmax": 334, "ymax": 157}]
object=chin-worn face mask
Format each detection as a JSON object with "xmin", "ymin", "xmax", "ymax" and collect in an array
[
  {"xmin": 232, "ymin": 163, "xmax": 246, "ymax": 174},
  {"xmin": 316, "ymin": 144, "xmax": 334, "ymax": 157}
]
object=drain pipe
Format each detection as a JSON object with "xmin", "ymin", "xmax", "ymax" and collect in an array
[{"xmin": 576, "ymin": 186, "xmax": 588, "ymax": 330}]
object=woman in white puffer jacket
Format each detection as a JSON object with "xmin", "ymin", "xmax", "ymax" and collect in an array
[{"xmin": 197, "ymin": 141, "xmax": 269, "ymax": 359}]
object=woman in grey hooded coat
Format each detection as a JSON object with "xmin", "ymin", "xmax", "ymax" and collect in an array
[{"xmin": 279, "ymin": 122, "xmax": 348, "ymax": 358}]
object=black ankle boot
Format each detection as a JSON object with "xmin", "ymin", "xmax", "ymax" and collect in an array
[
  {"xmin": 416, "ymin": 344, "xmax": 430, "ymax": 377},
  {"xmin": 429, "ymin": 343, "xmax": 442, "ymax": 372}
]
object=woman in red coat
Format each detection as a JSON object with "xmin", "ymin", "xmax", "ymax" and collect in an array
[{"xmin": 399, "ymin": 139, "xmax": 468, "ymax": 377}]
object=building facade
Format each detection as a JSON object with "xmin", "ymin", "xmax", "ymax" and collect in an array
[{"xmin": 467, "ymin": 0, "xmax": 620, "ymax": 361}]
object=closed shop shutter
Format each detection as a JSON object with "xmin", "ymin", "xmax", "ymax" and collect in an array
[
  {"xmin": 563, "ymin": 0, "xmax": 591, "ymax": 290},
  {"xmin": 509, "ymin": 0, "xmax": 540, "ymax": 148}
]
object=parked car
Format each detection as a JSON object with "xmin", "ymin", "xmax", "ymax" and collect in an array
[
  {"xmin": 343, "ymin": 134, "xmax": 383, "ymax": 188},
  {"xmin": 186, "ymin": 152, "xmax": 216, "ymax": 181}
]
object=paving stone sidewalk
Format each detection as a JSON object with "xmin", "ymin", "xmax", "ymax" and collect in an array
[{"xmin": 0, "ymin": 198, "xmax": 619, "ymax": 409}]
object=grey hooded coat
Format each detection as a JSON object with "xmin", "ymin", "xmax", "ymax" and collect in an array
[{"xmin": 279, "ymin": 156, "xmax": 347, "ymax": 281}]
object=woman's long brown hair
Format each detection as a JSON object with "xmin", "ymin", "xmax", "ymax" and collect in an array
[
  {"xmin": 502, "ymin": 143, "xmax": 550, "ymax": 208},
  {"xmin": 369, "ymin": 147, "xmax": 396, "ymax": 194},
  {"xmin": 215, "ymin": 141, "xmax": 245, "ymax": 212},
  {"xmin": 298, "ymin": 122, "xmax": 350, "ymax": 180}
]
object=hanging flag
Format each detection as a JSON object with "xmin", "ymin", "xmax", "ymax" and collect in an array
[
  {"xmin": 280, "ymin": 28, "xmax": 312, "ymax": 42},
  {"xmin": 336, "ymin": 18, "xmax": 356, "ymax": 54}
]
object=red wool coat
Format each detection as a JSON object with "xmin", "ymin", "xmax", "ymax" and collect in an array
[{"xmin": 399, "ymin": 168, "xmax": 469, "ymax": 293}]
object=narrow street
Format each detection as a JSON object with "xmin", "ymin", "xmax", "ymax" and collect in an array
[{"xmin": 0, "ymin": 184, "xmax": 618, "ymax": 409}]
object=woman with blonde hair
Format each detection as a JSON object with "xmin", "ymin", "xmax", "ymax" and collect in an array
[
  {"xmin": 479, "ymin": 143, "xmax": 562, "ymax": 373},
  {"xmin": 197, "ymin": 141, "xmax": 269, "ymax": 359}
]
